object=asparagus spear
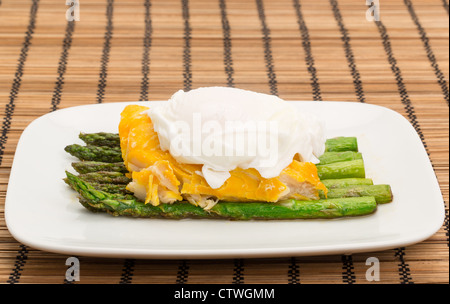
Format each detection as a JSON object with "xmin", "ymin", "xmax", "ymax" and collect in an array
[
  {"xmin": 79, "ymin": 132, "xmax": 120, "ymax": 147},
  {"xmin": 66, "ymin": 171, "xmax": 164, "ymax": 218},
  {"xmin": 70, "ymin": 134, "xmax": 362, "ymax": 172},
  {"xmin": 71, "ymin": 160, "xmax": 369, "ymax": 191},
  {"xmin": 157, "ymin": 202, "xmax": 220, "ymax": 219},
  {"xmin": 73, "ymin": 169, "xmax": 376, "ymax": 203},
  {"xmin": 65, "ymin": 144, "xmax": 123, "ymax": 163},
  {"xmin": 318, "ymin": 151, "xmax": 362, "ymax": 165},
  {"xmin": 87, "ymin": 182, "xmax": 131, "ymax": 195},
  {"xmin": 78, "ymin": 171, "xmax": 131, "ymax": 184},
  {"xmin": 72, "ymin": 161, "xmax": 128, "ymax": 174},
  {"xmin": 317, "ymin": 159, "xmax": 365, "ymax": 180},
  {"xmin": 320, "ymin": 184, "xmax": 393, "ymax": 204},
  {"xmin": 211, "ymin": 197, "xmax": 377, "ymax": 220},
  {"xmin": 77, "ymin": 133, "xmax": 359, "ymax": 152},
  {"xmin": 325, "ymin": 137, "xmax": 358, "ymax": 152},
  {"xmin": 65, "ymin": 171, "xmax": 377, "ymax": 220},
  {"xmin": 321, "ymin": 178, "xmax": 373, "ymax": 189},
  {"xmin": 64, "ymin": 177, "xmax": 132, "ymax": 195},
  {"xmin": 79, "ymin": 198, "xmax": 106, "ymax": 213},
  {"xmin": 66, "ymin": 171, "xmax": 216, "ymax": 218}
]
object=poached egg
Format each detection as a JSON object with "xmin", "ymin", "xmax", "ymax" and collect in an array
[{"xmin": 145, "ymin": 87, "xmax": 325, "ymax": 189}]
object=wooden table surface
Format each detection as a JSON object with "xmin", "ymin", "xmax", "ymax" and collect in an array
[{"xmin": 0, "ymin": 0, "xmax": 448, "ymax": 284}]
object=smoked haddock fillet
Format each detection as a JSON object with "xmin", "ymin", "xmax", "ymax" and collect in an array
[{"xmin": 119, "ymin": 105, "xmax": 327, "ymax": 209}]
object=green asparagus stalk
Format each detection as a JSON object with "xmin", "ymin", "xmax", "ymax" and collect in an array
[
  {"xmin": 318, "ymin": 151, "xmax": 362, "ymax": 165},
  {"xmin": 79, "ymin": 198, "xmax": 106, "ymax": 213},
  {"xmin": 320, "ymin": 184, "xmax": 393, "ymax": 204},
  {"xmin": 65, "ymin": 171, "xmax": 377, "ymax": 220},
  {"xmin": 325, "ymin": 137, "xmax": 358, "ymax": 152},
  {"xmin": 64, "ymin": 177, "xmax": 132, "ymax": 195},
  {"xmin": 73, "ymin": 134, "xmax": 359, "ymax": 155},
  {"xmin": 66, "ymin": 171, "xmax": 216, "ymax": 218},
  {"xmin": 317, "ymin": 159, "xmax": 365, "ymax": 180},
  {"xmin": 211, "ymin": 197, "xmax": 377, "ymax": 220},
  {"xmin": 65, "ymin": 144, "xmax": 123, "ymax": 163},
  {"xmin": 72, "ymin": 161, "xmax": 128, "ymax": 174},
  {"xmin": 79, "ymin": 132, "xmax": 120, "ymax": 147},
  {"xmin": 157, "ymin": 202, "xmax": 220, "ymax": 219},
  {"xmin": 88, "ymin": 182, "xmax": 131, "ymax": 195},
  {"xmin": 321, "ymin": 178, "xmax": 373, "ymax": 189},
  {"xmin": 66, "ymin": 171, "xmax": 164, "ymax": 217},
  {"xmin": 79, "ymin": 134, "xmax": 359, "ymax": 153},
  {"xmin": 78, "ymin": 171, "xmax": 131, "ymax": 184}
]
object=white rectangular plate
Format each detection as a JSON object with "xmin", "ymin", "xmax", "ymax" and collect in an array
[{"xmin": 5, "ymin": 101, "xmax": 445, "ymax": 259}]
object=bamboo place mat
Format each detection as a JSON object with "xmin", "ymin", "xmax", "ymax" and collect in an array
[{"xmin": 0, "ymin": 0, "xmax": 448, "ymax": 285}]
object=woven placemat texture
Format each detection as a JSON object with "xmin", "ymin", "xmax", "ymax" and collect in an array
[{"xmin": 0, "ymin": 0, "xmax": 448, "ymax": 284}]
